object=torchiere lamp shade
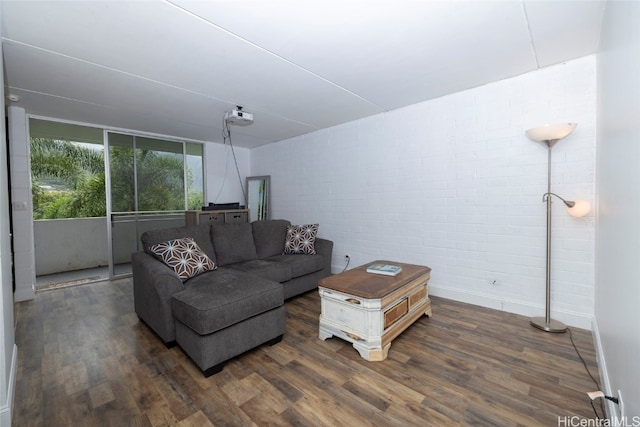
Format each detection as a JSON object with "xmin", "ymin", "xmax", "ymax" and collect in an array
[{"xmin": 525, "ymin": 123, "xmax": 577, "ymax": 143}]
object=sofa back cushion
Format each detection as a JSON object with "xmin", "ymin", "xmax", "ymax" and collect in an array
[
  {"xmin": 141, "ymin": 223, "xmax": 216, "ymax": 263},
  {"xmin": 252, "ymin": 219, "xmax": 291, "ymax": 259},
  {"xmin": 211, "ymin": 222, "xmax": 258, "ymax": 266}
]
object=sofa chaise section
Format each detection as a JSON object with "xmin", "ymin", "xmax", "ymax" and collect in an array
[{"xmin": 172, "ymin": 269, "xmax": 285, "ymax": 376}]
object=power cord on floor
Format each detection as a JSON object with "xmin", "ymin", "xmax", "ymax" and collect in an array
[{"xmin": 567, "ymin": 327, "xmax": 606, "ymax": 419}]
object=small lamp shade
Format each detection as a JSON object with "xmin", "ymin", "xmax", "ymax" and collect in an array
[{"xmin": 567, "ymin": 199, "xmax": 591, "ymax": 217}]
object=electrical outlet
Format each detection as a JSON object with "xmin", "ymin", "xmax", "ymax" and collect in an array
[
  {"xmin": 488, "ymin": 278, "xmax": 500, "ymax": 286},
  {"xmin": 344, "ymin": 254, "xmax": 350, "ymax": 262}
]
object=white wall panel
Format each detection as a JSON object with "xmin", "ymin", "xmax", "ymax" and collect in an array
[
  {"xmin": 0, "ymin": 9, "xmax": 17, "ymax": 422},
  {"xmin": 8, "ymin": 107, "xmax": 35, "ymax": 302},
  {"xmin": 595, "ymin": 0, "xmax": 640, "ymax": 419},
  {"xmin": 252, "ymin": 56, "xmax": 596, "ymax": 328},
  {"xmin": 205, "ymin": 142, "xmax": 251, "ymax": 207}
]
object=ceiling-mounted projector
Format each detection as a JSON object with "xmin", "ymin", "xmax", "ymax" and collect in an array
[{"xmin": 224, "ymin": 107, "xmax": 254, "ymax": 126}]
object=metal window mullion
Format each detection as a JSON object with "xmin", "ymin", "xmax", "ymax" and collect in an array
[
  {"xmin": 132, "ymin": 136, "xmax": 139, "ymax": 214},
  {"xmin": 201, "ymin": 143, "xmax": 206, "ymax": 210},
  {"xmin": 104, "ymin": 130, "xmax": 114, "ymax": 279},
  {"xmin": 183, "ymin": 142, "xmax": 188, "ymax": 210}
]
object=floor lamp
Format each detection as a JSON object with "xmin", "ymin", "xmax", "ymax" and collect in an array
[{"xmin": 525, "ymin": 123, "xmax": 591, "ymax": 333}]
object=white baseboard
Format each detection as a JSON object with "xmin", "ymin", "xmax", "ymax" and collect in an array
[
  {"xmin": 429, "ymin": 283, "xmax": 593, "ymax": 330},
  {"xmin": 0, "ymin": 344, "xmax": 17, "ymax": 427},
  {"xmin": 591, "ymin": 317, "xmax": 617, "ymax": 420}
]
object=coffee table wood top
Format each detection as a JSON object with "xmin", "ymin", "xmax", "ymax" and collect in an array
[{"xmin": 318, "ymin": 260, "xmax": 431, "ymax": 300}]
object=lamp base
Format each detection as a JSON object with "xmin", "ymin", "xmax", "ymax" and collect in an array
[{"xmin": 530, "ymin": 316, "xmax": 567, "ymax": 333}]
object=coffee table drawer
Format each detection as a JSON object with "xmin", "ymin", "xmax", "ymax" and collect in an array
[
  {"xmin": 409, "ymin": 286, "xmax": 427, "ymax": 309},
  {"xmin": 384, "ymin": 298, "xmax": 408, "ymax": 329},
  {"xmin": 320, "ymin": 294, "xmax": 368, "ymax": 334}
]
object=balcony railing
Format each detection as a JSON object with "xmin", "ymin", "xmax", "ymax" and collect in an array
[{"xmin": 34, "ymin": 213, "xmax": 185, "ymax": 280}]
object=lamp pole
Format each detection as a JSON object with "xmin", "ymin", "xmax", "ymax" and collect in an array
[
  {"xmin": 546, "ymin": 141, "xmax": 553, "ymax": 327},
  {"xmin": 529, "ymin": 140, "xmax": 567, "ymax": 332}
]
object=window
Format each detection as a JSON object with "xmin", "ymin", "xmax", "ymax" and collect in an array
[
  {"xmin": 108, "ymin": 133, "xmax": 204, "ymax": 213},
  {"xmin": 186, "ymin": 142, "xmax": 204, "ymax": 210},
  {"xmin": 29, "ymin": 119, "xmax": 104, "ymax": 219}
]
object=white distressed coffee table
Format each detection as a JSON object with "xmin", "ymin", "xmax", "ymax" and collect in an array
[{"xmin": 318, "ymin": 260, "xmax": 432, "ymax": 361}]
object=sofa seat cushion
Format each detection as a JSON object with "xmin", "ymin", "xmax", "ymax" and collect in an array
[
  {"xmin": 266, "ymin": 254, "xmax": 324, "ymax": 279},
  {"xmin": 227, "ymin": 260, "xmax": 292, "ymax": 283},
  {"xmin": 172, "ymin": 269, "xmax": 283, "ymax": 336}
]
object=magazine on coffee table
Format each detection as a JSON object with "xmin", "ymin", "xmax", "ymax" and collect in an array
[{"xmin": 366, "ymin": 263, "xmax": 402, "ymax": 276}]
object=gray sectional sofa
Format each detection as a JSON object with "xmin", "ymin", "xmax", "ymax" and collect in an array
[{"xmin": 132, "ymin": 219, "xmax": 333, "ymax": 376}]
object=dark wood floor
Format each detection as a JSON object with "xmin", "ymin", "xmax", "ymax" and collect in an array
[{"xmin": 12, "ymin": 278, "xmax": 602, "ymax": 426}]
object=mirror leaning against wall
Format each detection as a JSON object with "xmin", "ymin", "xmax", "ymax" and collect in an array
[{"xmin": 246, "ymin": 175, "xmax": 270, "ymax": 222}]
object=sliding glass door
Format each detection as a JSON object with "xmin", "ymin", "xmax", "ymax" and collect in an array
[{"xmin": 106, "ymin": 132, "xmax": 203, "ymax": 278}]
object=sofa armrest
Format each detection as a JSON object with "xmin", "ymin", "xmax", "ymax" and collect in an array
[
  {"xmin": 132, "ymin": 251, "xmax": 184, "ymax": 344},
  {"xmin": 314, "ymin": 238, "xmax": 334, "ymax": 276}
]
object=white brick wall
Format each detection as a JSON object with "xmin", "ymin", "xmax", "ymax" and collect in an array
[{"xmin": 251, "ymin": 56, "xmax": 596, "ymax": 329}]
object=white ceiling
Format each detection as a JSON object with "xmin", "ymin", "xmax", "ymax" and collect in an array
[{"xmin": 1, "ymin": 0, "xmax": 606, "ymax": 149}]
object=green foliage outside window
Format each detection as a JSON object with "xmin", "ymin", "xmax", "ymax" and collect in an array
[
  {"xmin": 31, "ymin": 138, "xmax": 203, "ymax": 219},
  {"xmin": 31, "ymin": 138, "xmax": 106, "ymax": 219}
]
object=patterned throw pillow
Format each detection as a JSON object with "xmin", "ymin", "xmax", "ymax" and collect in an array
[
  {"xmin": 283, "ymin": 224, "xmax": 319, "ymax": 255},
  {"xmin": 149, "ymin": 237, "xmax": 216, "ymax": 281}
]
